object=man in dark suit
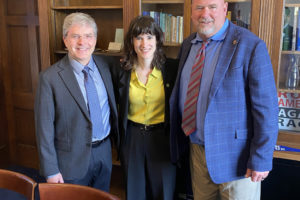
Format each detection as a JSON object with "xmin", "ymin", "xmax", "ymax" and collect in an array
[
  {"xmin": 34, "ymin": 12, "xmax": 119, "ymax": 192},
  {"xmin": 170, "ymin": 0, "xmax": 278, "ymax": 199}
]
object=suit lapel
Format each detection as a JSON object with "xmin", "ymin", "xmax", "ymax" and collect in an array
[
  {"xmin": 57, "ymin": 56, "xmax": 90, "ymax": 120},
  {"xmin": 208, "ymin": 23, "xmax": 241, "ymax": 102},
  {"xmin": 171, "ymin": 33, "xmax": 195, "ymax": 106},
  {"xmin": 119, "ymin": 69, "xmax": 131, "ymax": 130},
  {"xmin": 178, "ymin": 33, "xmax": 195, "ymax": 75}
]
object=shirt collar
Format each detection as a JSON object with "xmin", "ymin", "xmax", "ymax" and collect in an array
[
  {"xmin": 132, "ymin": 66, "xmax": 159, "ymax": 81},
  {"xmin": 151, "ymin": 67, "xmax": 160, "ymax": 78},
  {"xmin": 68, "ymin": 54, "xmax": 95, "ymax": 75},
  {"xmin": 191, "ymin": 19, "xmax": 229, "ymax": 44}
]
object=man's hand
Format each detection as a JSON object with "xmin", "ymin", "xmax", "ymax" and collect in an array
[
  {"xmin": 46, "ymin": 173, "xmax": 64, "ymax": 183},
  {"xmin": 245, "ymin": 168, "xmax": 269, "ymax": 182}
]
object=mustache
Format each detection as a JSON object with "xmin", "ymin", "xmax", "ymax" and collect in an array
[{"xmin": 199, "ymin": 18, "xmax": 214, "ymax": 23}]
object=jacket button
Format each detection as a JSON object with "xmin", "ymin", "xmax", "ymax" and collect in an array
[{"xmin": 166, "ymin": 83, "xmax": 170, "ymax": 88}]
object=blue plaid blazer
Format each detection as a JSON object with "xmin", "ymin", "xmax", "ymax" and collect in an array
[{"xmin": 170, "ymin": 21, "xmax": 279, "ymax": 184}]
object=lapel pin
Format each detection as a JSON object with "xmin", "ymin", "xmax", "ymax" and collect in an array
[{"xmin": 232, "ymin": 40, "xmax": 237, "ymax": 45}]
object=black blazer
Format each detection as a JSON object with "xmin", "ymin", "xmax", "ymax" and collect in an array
[{"xmin": 111, "ymin": 58, "xmax": 179, "ymax": 146}]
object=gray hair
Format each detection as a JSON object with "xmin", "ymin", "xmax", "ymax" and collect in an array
[{"xmin": 63, "ymin": 12, "xmax": 97, "ymax": 38}]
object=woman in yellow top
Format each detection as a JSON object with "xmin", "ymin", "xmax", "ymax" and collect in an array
[{"xmin": 112, "ymin": 16, "xmax": 178, "ymax": 199}]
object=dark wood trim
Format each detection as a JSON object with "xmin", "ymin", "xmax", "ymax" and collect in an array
[{"xmin": 38, "ymin": 0, "xmax": 51, "ymax": 71}]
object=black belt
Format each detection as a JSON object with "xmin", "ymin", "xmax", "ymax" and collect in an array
[
  {"xmin": 128, "ymin": 120, "xmax": 164, "ymax": 131},
  {"xmin": 91, "ymin": 136, "xmax": 109, "ymax": 148}
]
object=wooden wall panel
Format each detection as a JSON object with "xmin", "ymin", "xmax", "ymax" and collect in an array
[
  {"xmin": 0, "ymin": 0, "xmax": 49, "ymax": 169},
  {"xmin": 257, "ymin": 0, "xmax": 283, "ymax": 80},
  {"xmin": 14, "ymin": 108, "xmax": 36, "ymax": 146},
  {"xmin": 7, "ymin": 26, "xmax": 32, "ymax": 93},
  {"xmin": 7, "ymin": 0, "xmax": 27, "ymax": 15},
  {"xmin": 0, "ymin": 76, "xmax": 9, "ymax": 168},
  {"xmin": 0, "ymin": 0, "xmax": 9, "ymax": 168},
  {"xmin": 0, "ymin": 105, "xmax": 9, "ymax": 168}
]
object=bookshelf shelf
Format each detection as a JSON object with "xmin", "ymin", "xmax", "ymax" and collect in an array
[
  {"xmin": 278, "ymin": 88, "xmax": 300, "ymax": 93},
  {"xmin": 281, "ymin": 51, "xmax": 300, "ymax": 55},
  {"xmin": 51, "ymin": 6, "xmax": 123, "ymax": 10},
  {"xmin": 163, "ymin": 42, "xmax": 181, "ymax": 47},
  {"xmin": 285, "ymin": 4, "xmax": 300, "ymax": 7},
  {"xmin": 142, "ymin": 0, "xmax": 184, "ymax": 3},
  {"xmin": 54, "ymin": 50, "xmax": 123, "ymax": 57},
  {"xmin": 226, "ymin": 0, "xmax": 250, "ymax": 2}
]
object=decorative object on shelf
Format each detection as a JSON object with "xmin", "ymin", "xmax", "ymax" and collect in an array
[
  {"xmin": 278, "ymin": 91, "xmax": 300, "ymax": 132},
  {"xmin": 114, "ymin": 28, "xmax": 124, "ymax": 46},
  {"xmin": 275, "ymin": 145, "xmax": 300, "ymax": 152},
  {"xmin": 285, "ymin": 55, "xmax": 300, "ymax": 89},
  {"xmin": 107, "ymin": 42, "xmax": 122, "ymax": 52}
]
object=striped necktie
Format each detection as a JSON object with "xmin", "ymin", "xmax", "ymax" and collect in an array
[
  {"xmin": 82, "ymin": 66, "xmax": 104, "ymax": 139},
  {"xmin": 182, "ymin": 41, "xmax": 209, "ymax": 136}
]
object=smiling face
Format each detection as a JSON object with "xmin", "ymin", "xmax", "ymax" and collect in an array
[
  {"xmin": 63, "ymin": 23, "xmax": 96, "ymax": 65},
  {"xmin": 191, "ymin": 0, "xmax": 228, "ymax": 40},
  {"xmin": 133, "ymin": 33, "xmax": 157, "ymax": 62}
]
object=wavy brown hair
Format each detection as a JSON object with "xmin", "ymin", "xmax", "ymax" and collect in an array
[{"xmin": 121, "ymin": 15, "xmax": 165, "ymax": 70}]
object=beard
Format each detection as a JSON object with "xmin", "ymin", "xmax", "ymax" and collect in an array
[{"xmin": 196, "ymin": 18, "xmax": 215, "ymax": 37}]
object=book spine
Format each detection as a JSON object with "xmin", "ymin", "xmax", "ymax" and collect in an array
[
  {"xmin": 171, "ymin": 16, "xmax": 177, "ymax": 43},
  {"xmin": 154, "ymin": 11, "xmax": 160, "ymax": 26},
  {"xmin": 296, "ymin": 8, "xmax": 300, "ymax": 51},
  {"xmin": 166, "ymin": 14, "xmax": 172, "ymax": 43},
  {"xmin": 291, "ymin": 7, "xmax": 298, "ymax": 51},
  {"xmin": 179, "ymin": 16, "xmax": 183, "ymax": 43},
  {"xmin": 150, "ymin": 11, "xmax": 155, "ymax": 20},
  {"xmin": 142, "ymin": 11, "xmax": 150, "ymax": 16}
]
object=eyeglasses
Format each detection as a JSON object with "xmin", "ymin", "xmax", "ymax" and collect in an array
[{"xmin": 69, "ymin": 34, "xmax": 95, "ymax": 41}]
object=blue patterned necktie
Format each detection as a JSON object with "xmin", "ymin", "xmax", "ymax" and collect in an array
[{"xmin": 82, "ymin": 66, "xmax": 103, "ymax": 139}]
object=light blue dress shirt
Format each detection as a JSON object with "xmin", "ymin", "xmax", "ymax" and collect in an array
[
  {"xmin": 69, "ymin": 55, "xmax": 111, "ymax": 141},
  {"xmin": 179, "ymin": 19, "xmax": 229, "ymax": 145}
]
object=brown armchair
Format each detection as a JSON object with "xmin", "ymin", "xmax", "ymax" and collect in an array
[
  {"xmin": 38, "ymin": 183, "xmax": 120, "ymax": 200},
  {"xmin": 0, "ymin": 169, "xmax": 37, "ymax": 200}
]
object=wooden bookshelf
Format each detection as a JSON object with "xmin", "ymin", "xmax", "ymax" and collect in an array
[
  {"xmin": 226, "ymin": 0, "xmax": 250, "ymax": 2},
  {"xmin": 51, "ymin": 6, "xmax": 123, "ymax": 10},
  {"xmin": 48, "ymin": 0, "xmax": 124, "ymax": 63},
  {"xmin": 142, "ymin": 0, "xmax": 184, "ymax": 3}
]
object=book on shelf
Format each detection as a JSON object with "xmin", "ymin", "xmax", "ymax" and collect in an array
[
  {"xmin": 150, "ymin": 11, "xmax": 155, "ymax": 21},
  {"xmin": 282, "ymin": 7, "xmax": 294, "ymax": 51},
  {"xmin": 143, "ymin": 10, "xmax": 183, "ymax": 44},
  {"xmin": 142, "ymin": 11, "xmax": 150, "ymax": 16},
  {"xmin": 171, "ymin": 16, "xmax": 177, "ymax": 43},
  {"xmin": 296, "ymin": 8, "xmax": 300, "ymax": 51},
  {"xmin": 160, "ymin": 12, "xmax": 165, "ymax": 34},
  {"xmin": 178, "ymin": 16, "xmax": 183, "ymax": 43},
  {"xmin": 291, "ymin": 7, "xmax": 298, "ymax": 51}
]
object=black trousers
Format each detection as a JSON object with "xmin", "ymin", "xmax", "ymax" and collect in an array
[
  {"xmin": 64, "ymin": 138, "xmax": 112, "ymax": 192},
  {"xmin": 121, "ymin": 122, "xmax": 176, "ymax": 200}
]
